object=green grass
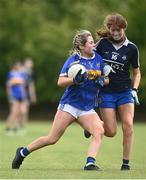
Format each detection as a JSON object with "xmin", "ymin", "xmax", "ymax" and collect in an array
[{"xmin": 0, "ymin": 121, "xmax": 146, "ymax": 179}]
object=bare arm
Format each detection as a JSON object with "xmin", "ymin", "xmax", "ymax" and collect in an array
[
  {"xmin": 29, "ymin": 82, "xmax": 37, "ymax": 103},
  {"xmin": 57, "ymin": 76, "xmax": 74, "ymax": 87},
  {"xmin": 132, "ymin": 67, "xmax": 141, "ymax": 89},
  {"xmin": 6, "ymin": 81, "xmax": 12, "ymax": 103}
]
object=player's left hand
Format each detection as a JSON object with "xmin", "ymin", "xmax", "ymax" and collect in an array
[
  {"xmin": 88, "ymin": 70, "xmax": 101, "ymax": 80},
  {"xmin": 103, "ymin": 64, "xmax": 115, "ymax": 77},
  {"xmin": 131, "ymin": 88, "xmax": 140, "ymax": 105}
]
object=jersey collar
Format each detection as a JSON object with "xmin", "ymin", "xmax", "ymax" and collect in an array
[
  {"xmin": 122, "ymin": 37, "xmax": 129, "ymax": 46},
  {"xmin": 112, "ymin": 37, "xmax": 129, "ymax": 50},
  {"xmin": 78, "ymin": 52, "xmax": 95, "ymax": 60}
]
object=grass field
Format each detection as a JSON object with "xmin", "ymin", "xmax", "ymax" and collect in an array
[{"xmin": 0, "ymin": 120, "xmax": 146, "ymax": 179}]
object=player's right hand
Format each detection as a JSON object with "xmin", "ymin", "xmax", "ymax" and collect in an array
[{"xmin": 73, "ymin": 69, "xmax": 87, "ymax": 85}]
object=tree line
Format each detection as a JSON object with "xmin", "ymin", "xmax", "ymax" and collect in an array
[{"xmin": 0, "ymin": 0, "xmax": 145, "ymax": 105}]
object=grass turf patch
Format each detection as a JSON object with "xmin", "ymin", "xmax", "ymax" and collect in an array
[{"xmin": 0, "ymin": 121, "xmax": 146, "ymax": 179}]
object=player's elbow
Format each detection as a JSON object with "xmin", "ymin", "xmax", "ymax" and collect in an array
[
  {"xmin": 57, "ymin": 76, "xmax": 72, "ymax": 87},
  {"xmin": 57, "ymin": 78, "xmax": 64, "ymax": 87}
]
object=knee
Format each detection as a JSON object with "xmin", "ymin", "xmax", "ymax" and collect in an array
[
  {"xmin": 45, "ymin": 136, "xmax": 58, "ymax": 145},
  {"xmin": 21, "ymin": 108, "xmax": 28, "ymax": 116},
  {"xmin": 104, "ymin": 129, "xmax": 117, "ymax": 137},
  {"xmin": 123, "ymin": 122, "xmax": 133, "ymax": 136},
  {"xmin": 93, "ymin": 125, "xmax": 104, "ymax": 138}
]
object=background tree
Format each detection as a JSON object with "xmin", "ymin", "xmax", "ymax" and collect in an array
[{"xmin": 0, "ymin": 0, "xmax": 145, "ymax": 105}]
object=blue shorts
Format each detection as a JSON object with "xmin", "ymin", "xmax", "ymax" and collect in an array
[
  {"xmin": 98, "ymin": 90, "xmax": 134, "ymax": 109},
  {"xmin": 10, "ymin": 92, "xmax": 27, "ymax": 102}
]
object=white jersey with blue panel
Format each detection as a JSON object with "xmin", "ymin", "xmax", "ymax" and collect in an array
[
  {"xmin": 96, "ymin": 37, "xmax": 140, "ymax": 92},
  {"xmin": 59, "ymin": 52, "xmax": 104, "ymax": 111}
]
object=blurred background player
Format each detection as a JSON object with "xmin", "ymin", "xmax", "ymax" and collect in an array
[
  {"xmin": 12, "ymin": 30, "xmax": 109, "ymax": 171},
  {"xmin": 5, "ymin": 62, "xmax": 28, "ymax": 135},
  {"xmin": 21, "ymin": 57, "xmax": 37, "ymax": 129}
]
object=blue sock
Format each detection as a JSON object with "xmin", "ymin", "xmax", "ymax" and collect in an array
[
  {"xmin": 86, "ymin": 157, "xmax": 95, "ymax": 166},
  {"xmin": 20, "ymin": 147, "xmax": 30, "ymax": 157},
  {"xmin": 123, "ymin": 159, "xmax": 129, "ymax": 165}
]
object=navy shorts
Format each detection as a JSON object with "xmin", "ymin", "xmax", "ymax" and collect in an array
[{"xmin": 98, "ymin": 90, "xmax": 134, "ymax": 109}]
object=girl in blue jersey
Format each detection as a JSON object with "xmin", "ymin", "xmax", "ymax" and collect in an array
[
  {"xmin": 6, "ymin": 62, "xmax": 28, "ymax": 135},
  {"xmin": 95, "ymin": 13, "xmax": 141, "ymax": 170},
  {"xmin": 12, "ymin": 30, "xmax": 109, "ymax": 171}
]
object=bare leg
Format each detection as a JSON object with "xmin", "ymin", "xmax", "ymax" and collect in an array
[
  {"xmin": 118, "ymin": 103, "xmax": 134, "ymax": 160},
  {"xmin": 19, "ymin": 101, "xmax": 29, "ymax": 128},
  {"xmin": 78, "ymin": 113, "xmax": 104, "ymax": 158},
  {"xmin": 6, "ymin": 101, "xmax": 20, "ymax": 129},
  {"xmin": 99, "ymin": 108, "xmax": 117, "ymax": 137},
  {"xmin": 27, "ymin": 110, "xmax": 75, "ymax": 152}
]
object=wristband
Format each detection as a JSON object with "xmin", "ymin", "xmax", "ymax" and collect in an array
[
  {"xmin": 132, "ymin": 88, "xmax": 138, "ymax": 92},
  {"xmin": 104, "ymin": 76, "xmax": 109, "ymax": 80}
]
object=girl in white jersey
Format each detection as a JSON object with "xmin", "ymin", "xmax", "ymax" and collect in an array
[{"xmin": 12, "ymin": 30, "xmax": 109, "ymax": 171}]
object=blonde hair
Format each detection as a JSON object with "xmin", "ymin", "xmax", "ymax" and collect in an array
[{"xmin": 70, "ymin": 30, "xmax": 92, "ymax": 55}]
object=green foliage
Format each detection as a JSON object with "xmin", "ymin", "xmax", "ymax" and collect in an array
[{"xmin": 0, "ymin": 0, "xmax": 145, "ymax": 104}]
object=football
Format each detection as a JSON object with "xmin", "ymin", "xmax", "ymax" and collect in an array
[{"xmin": 67, "ymin": 63, "xmax": 87, "ymax": 79}]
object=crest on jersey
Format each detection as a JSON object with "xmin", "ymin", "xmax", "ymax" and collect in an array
[
  {"xmin": 122, "ymin": 55, "xmax": 127, "ymax": 61},
  {"xmin": 111, "ymin": 52, "xmax": 119, "ymax": 61}
]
